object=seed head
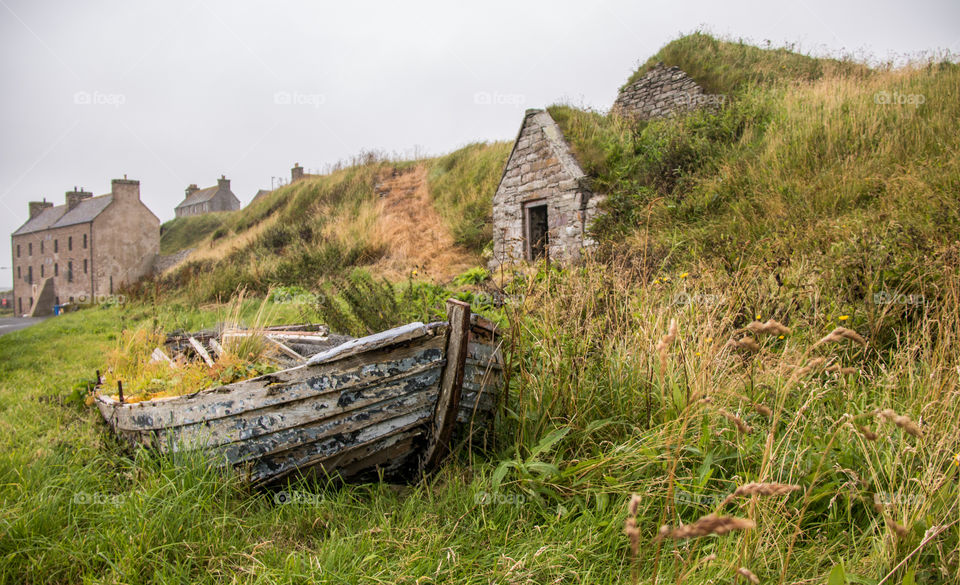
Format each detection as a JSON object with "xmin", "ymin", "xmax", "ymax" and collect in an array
[
  {"xmin": 736, "ymin": 567, "xmax": 760, "ymax": 584},
  {"xmin": 878, "ymin": 409, "xmax": 921, "ymax": 437},
  {"xmin": 746, "ymin": 319, "xmax": 791, "ymax": 337},
  {"xmin": 656, "ymin": 514, "xmax": 756, "ymax": 540},
  {"xmin": 718, "ymin": 408, "xmax": 753, "ymax": 434},
  {"xmin": 721, "ymin": 482, "xmax": 801, "ymax": 505}
]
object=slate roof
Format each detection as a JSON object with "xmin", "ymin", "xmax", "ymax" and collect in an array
[
  {"xmin": 176, "ymin": 186, "xmax": 220, "ymax": 209},
  {"xmin": 13, "ymin": 195, "xmax": 113, "ymax": 236}
]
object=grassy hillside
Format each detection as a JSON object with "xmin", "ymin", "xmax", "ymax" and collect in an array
[
  {"xmin": 157, "ymin": 143, "xmax": 509, "ymax": 302},
  {"xmin": 552, "ymin": 42, "xmax": 959, "ymax": 300},
  {"xmin": 622, "ymin": 31, "xmax": 871, "ymax": 93},
  {"xmin": 159, "ymin": 214, "xmax": 233, "ymax": 254},
  {"xmin": 2, "ymin": 34, "xmax": 958, "ymax": 584}
]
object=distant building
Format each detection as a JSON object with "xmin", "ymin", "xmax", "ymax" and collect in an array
[
  {"xmin": 248, "ymin": 163, "xmax": 314, "ymax": 207},
  {"xmin": 11, "ymin": 178, "xmax": 160, "ymax": 316},
  {"xmin": 174, "ymin": 175, "xmax": 240, "ymax": 217}
]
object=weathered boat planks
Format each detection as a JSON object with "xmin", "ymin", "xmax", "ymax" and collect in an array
[{"xmin": 95, "ymin": 299, "xmax": 504, "ymax": 484}]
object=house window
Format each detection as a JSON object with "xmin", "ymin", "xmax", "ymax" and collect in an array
[
  {"xmin": 40, "ymin": 241, "xmax": 44, "ymax": 254},
  {"xmin": 27, "ymin": 266, "xmax": 32, "ymax": 284},
  {"xmin": 67, "ymin": 262, "xmax": 73, "ymax": 283},
  {"xmin": 18, "ymin": 298, "xmax": 22, "ymax": 313},
  {"xmin": 16, "ymin": 245, "xmax": 20, "ymax": 258},
  {"xmin": 84, "ymin": 259, "xmax": 88, "ymax": 274},
  {"xmin": 110, "ymin": 276, "xmax": 114, "ymax": 294},
  {"xmin": 54, "ymin": 263, "xmax": 58, "ymax": 277},
  {"xmin": 40, "ymin": 265, "xmax": 44, "ymax": 278},
  {"xmin": 17, "ymin": 266, "xmax": 20, "ymax": 279},
  {"xmin": 55, "ymin": 296, "xmax": 59, "ymax": 305},
  {"xmin": 524, "ymin": 202, "xmax": 549, "ymax": 261},
  {"xmin": 54, "ymin": 240, "xmax": 58, "ymax": 253},
  {"xmin": 68, "ymin": 236, "xmax": 73, "ymax": 251},
  {"xmin": 83, "ymin": 234, "xmax": 88, "ymax": 249},
  {"xmin": 28, "ymin": 243, "xmax": 32, "ymax": 256}
]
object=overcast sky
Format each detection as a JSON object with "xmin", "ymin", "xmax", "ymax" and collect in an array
[{"xmin": 1, "ymin": 0, "xmax": 958, "ymax": 289}]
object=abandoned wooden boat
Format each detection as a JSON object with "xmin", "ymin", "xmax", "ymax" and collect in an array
[{"xmin": 95, "ymin": 299, "xmax": 503, "ymax": 484}]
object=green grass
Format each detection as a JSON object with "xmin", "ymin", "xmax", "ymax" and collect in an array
[
  {"xmin": 160, "ymin": 214, "xmax": 235, "ymax": 255},
  {"xmin": 2, "ymin": 34, "xmax": 959, "ymax": 584},
  {"xmin": 623, "ymin": 31, "xmax": 871, "ymax": 94},
  {"xmin": 426, "ymin": 141, "xmax": 512, "ymax": 253}
]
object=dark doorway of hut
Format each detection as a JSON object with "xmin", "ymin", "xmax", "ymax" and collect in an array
[{"xmin": 525, "ymin": 203, "xmax": 548, "ymax": 261}]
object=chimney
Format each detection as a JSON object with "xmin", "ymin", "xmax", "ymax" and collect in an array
[
  {"xmin": 291, "ymin": 163, "xmax": 304, "ymax": 183},
  {"xmin": 65, "ymin": 186, "xmax": 93, "ymax": 211},
  {"xmin": 28, "ymin": 199, "xmax": 53, "ymax": 219},
  {"xmin": 111, "ymin": 177, "xmax": 140, "ymax": 202},
  {"xmin": 217, "ymin": 175, "xmax": 230, "ymax": 191},
  {"xmin": 185, "ymin": 183, "xmax": 199, "ymax": 199}
]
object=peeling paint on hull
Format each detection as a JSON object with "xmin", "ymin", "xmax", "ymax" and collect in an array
[{"xmin": 96, "ymin": 309, "xmax": 504, "ymax": 484}]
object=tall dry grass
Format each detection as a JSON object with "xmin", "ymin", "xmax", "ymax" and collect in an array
[{"xmin": 496, "ymin": 257, "xmax": 959, "ymax": 583}]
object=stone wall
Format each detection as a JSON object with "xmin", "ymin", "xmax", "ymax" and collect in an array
[
  {"xmin": 153, "ymin": 248, "xmax": 194, "ymax": 273},
  {"xmin": 92, "ymin": 180, "xmax": 160, "ymax": 295},
  {"xmin": 612, "ymin": 63, "xmax": 718, "ymax": 120},
  {"xmin": 490, "ymin": 109, "xmax": 601, "ymax": 267}
]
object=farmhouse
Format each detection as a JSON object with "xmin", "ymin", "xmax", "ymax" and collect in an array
[
  {"xmin": 11, "ymin": 178, "xmax": 160, "ymax": 316},
  {"xmin": 174, "ymin": 175, "xmax": 240, "ymax": 218}
]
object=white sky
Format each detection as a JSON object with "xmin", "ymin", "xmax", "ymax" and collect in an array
[{"xmin": 1, "ymin": 0, "xmax": 958, "ymax": 289}]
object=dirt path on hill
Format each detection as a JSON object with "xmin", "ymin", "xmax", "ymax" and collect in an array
[{"xmin": 370, "ymin": 165, "xmax": 478, "ymax": 282}]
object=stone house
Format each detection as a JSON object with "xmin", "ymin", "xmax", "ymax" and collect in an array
[
  {"xmin": 174, "ymin": 175, "xmax": 240, "ymax": 217},
  {"xmin": 612, "ymin": 63, "xmax": 717, "ymax": 120},
  {"xmin": 490, "ymin": 109, "xmax": 600, "ymax": 267},
  {"xmin": 490, "ymin": 65, "xmax": 716, "ymax": 267},
  {"xmin": 11, "ymin": 178, "xmax": 160, "ymax": 316}
]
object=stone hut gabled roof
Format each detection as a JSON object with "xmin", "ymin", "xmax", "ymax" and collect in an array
[
  {"xmin": 494, "ymin": 108, "xmax": 589, "ymax": 197},
  {"xmin": 13, "ymin": 194, "xmax": 113, "ymax": 235}
]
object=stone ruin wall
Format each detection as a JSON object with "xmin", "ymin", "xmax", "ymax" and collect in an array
[{"xmin": 612, "ymin": 63, "xmax": 720, "ymax": 120}]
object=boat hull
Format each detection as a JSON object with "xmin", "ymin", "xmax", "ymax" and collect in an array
[{"xmin": 96, "ymin": 301, "xmax": 503, "ymax": 484}]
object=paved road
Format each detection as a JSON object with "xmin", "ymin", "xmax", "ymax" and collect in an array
[{"xmin": 0, "ymin": 316, "xmax": 48, "ymax": 337}]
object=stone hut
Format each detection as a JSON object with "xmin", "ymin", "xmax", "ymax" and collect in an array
[
  {"xmin": 490, "ymin": 109, "xmax": 601, "ymax": 267},
  {"xmin": 11, "ymin": 178, "xmax": 160, "ymax": 316},
  {"xmin": 174, "ymin": 175, "xmax": 240, "ymax": 218},
  {"xmin": 612, "ymin": 63, "xmax": 716, "ymax": 120}
]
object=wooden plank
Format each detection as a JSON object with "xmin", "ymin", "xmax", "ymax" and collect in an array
[
  {"xmin": 188, "ymin": 336, "xmax": 215, "ymax": 367},
  {"xmin": 265, "ymin": 336, "xmax": 305, "ymax": 362},
  {"xmin": 150, "ymin": 347, "xmax": 175, "ymax": 366},
  {"xmin": 251, "ymin": 421, "xmax": 427, "ymax": 485},
  {"xmin": 264, "ymin": 333, "xmax": 330, "ymax": 344},
  {"xmin": 208, "ymin": 338, "xmax": 225, "ymax": 358},
  {"xmin": 100, "ymin": 337, "xmax": 446, "ymax": 431},
  {"xmin": 213, "ymin": 387, "xmax": 438, "ymax": 466},
  {"xmin": 141, "ymin": 361, "xmax": 443, "ymax": 449},
  {"xmin": 421, "ymin": 299, "xmax": 471, "ymax": 472},
  {"xmin": 305, "ymin": 322, "xmax": 434, "ymax": 366}
]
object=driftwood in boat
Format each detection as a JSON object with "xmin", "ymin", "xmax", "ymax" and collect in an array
[
  {"xmin": 265, "ymin": 337, "xmax": 305, "ymax": 362},
  {"xmin": 188, "ymin": 337, "xmax": 215, "ymax": 367},
  {"xmin": 150, "ymin": 347, "xmax": 175, "ymax": 366},
  {"xmin": 95, "ymin": 300, "xmax": 504, "ymax": 485},
  {"xmin": 208, "ymin": 338, "xmax": 225, "ymax": 358}
]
